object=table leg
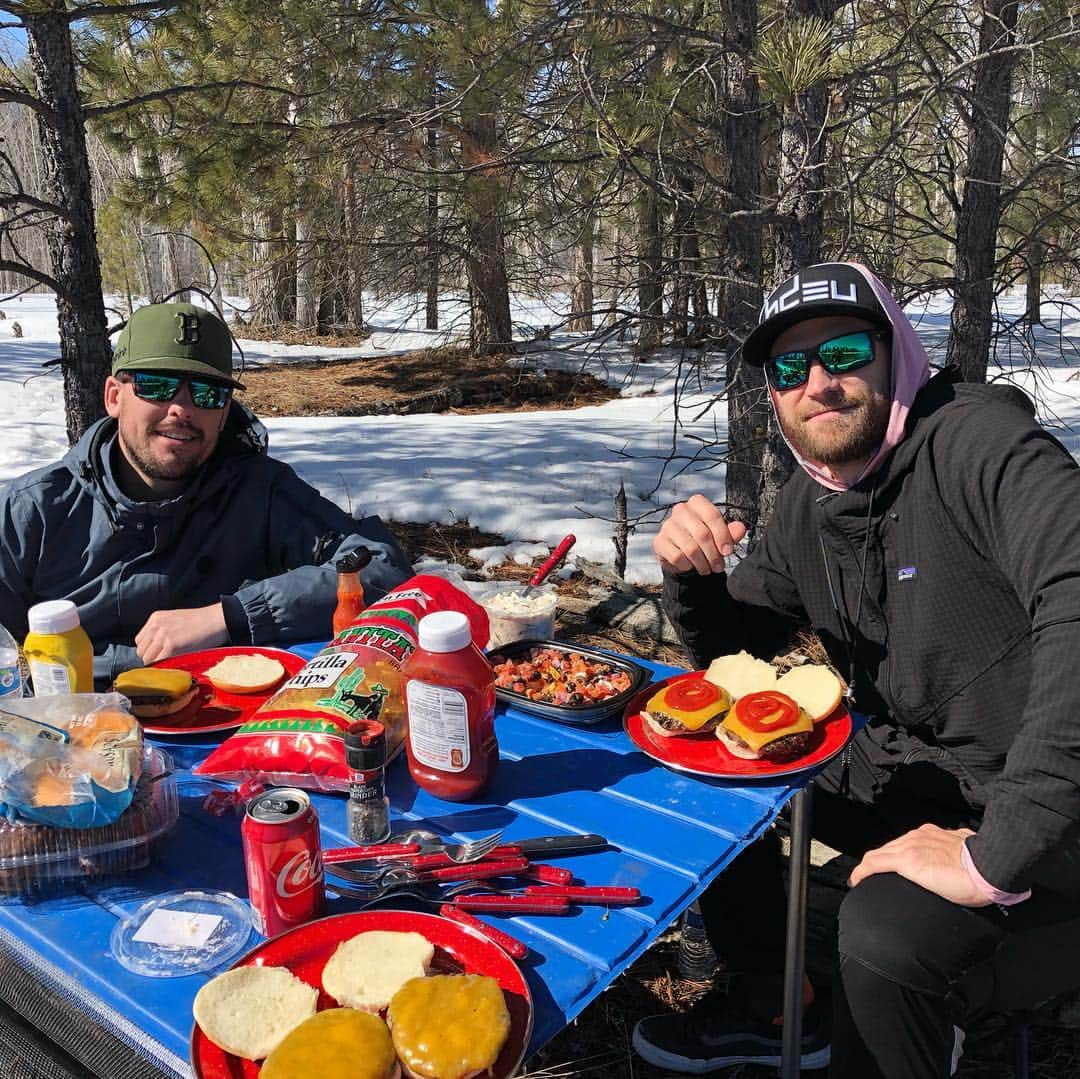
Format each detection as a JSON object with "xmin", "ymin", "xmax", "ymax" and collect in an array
[{"xmin": 781, "ymin": 785, "xmax": 813, "ymax": 1079}]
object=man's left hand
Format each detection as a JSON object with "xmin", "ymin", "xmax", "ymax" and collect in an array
[
  {"xmin": 848, "ymin": 823, "xmax": 992, "ymax": 907},
  {"xmin": 135, "ymin": 603, "xmax": 229, "ymax": 664}
]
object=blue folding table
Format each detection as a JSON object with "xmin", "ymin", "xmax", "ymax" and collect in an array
[{"xmin": 0, "ymin": 654, "xmax": 825, "ymax": 1078}]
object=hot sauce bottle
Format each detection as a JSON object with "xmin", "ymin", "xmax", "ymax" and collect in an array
[
  {"xmin": 402, "ymin": 610, "xmax": 498, "ymax": 802},
  {"xmin": 332, "ymin": 548, "xmax": 372, "ymax": 637}
]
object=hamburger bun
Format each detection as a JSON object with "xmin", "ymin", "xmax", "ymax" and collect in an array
[
  {"xmin": 192, "ymin": 965, "xmax": 318, "ymax": 1060},
  {"xmin": 717, "ymin": 690, "xmax": 814, "ymax": 762},
  {"xmin": 641, "ymin": 677, "xmax": 731, "ymax": 738},
  {"xmin": 388, "ymin": 973, "xmax": 510, "ymax": 1079},
  {"xmin": 261, "ymin": 1008, "xmax": 400, "ymax": 1079},
  {"xmin": 775, "ymin": 665, "xmax": 844, "ymax": 723},
  {"xmin": 704, "ymin": 651, "xmax": 778, "ymax": 700},
  {"xmin": 204, "ymin": 653, "xmax": 286, "ymax": 694},
  {"xmin": 113, "ymin": 668, "xmax": 196, "ymax": 718},
  {"xmin": 321, "ymin": 930, "xmax": 435, "ymax": 1013}
]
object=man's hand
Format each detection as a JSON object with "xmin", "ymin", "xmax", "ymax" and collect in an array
[
  {"xmin": 848, "ymin": 823, "xmax": 991, "ymax": 907},
  {"xmin": 654, "ymin": 494, "xmax": 748, "ymax": 575},
  {"xmin": 135, "ymin": 603, "xmax": 229, "ymax": 664}
]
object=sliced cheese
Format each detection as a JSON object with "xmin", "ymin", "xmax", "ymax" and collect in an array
[
  {"xmin": 705, "ymin": 651, "xmax": 778, "ymax": 700},
  {"xmin": 261, "ymin": 1008, "xmax": 397, "ymax": 1079},
  {"xmin": 114, "ymin": 668, "xmax": 194, "ymax": 697},
  {"xmin": 775, "ymin": 665, "xmax": 844, "ymax": 723},
  {"xmin": 719, "ymin": 691, "xmax": 813, "ymax": 753}
]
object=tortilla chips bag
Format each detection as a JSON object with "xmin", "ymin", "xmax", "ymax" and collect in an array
[{"xmin": 195, "ymin": 575, "xmax": 488, "ymax": 792}]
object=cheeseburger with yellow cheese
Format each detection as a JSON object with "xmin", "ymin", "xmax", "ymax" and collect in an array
[
  {"xmin": 641, "ymin": 676, "xmax": 732, "ymax": 738},
  {"xmin": 717, "ymin": 690, "xmax": 814, "ymax": 762}
]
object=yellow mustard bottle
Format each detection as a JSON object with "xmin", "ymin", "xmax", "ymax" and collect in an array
[{"xmin": 24, "ymin": 600, "xmax": 94, "ymax": 696}]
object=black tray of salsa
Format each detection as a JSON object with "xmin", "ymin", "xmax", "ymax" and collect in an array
[{"xmin": 487, "ymin": 639, "xmax": 651, "ymax": 725}]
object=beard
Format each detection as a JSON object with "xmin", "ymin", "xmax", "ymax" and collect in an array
[
  {"xmin": 780, "ymin": 386, "xmax": 891, "ymax": 467},
  {"xmin": 122, "ymin": 426, "xmax": 209, "ymax": 484}
]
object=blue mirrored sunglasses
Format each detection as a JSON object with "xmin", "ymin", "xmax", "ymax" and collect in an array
[
  {"xmin": 765, "ymin": 330, "xmax": 889, "ymax": 391},
  {"xmin": 122, "ymin": 371, "xmax": 232, "ymax": 410}
]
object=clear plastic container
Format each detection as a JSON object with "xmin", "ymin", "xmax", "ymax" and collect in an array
[
  {"xmin": 472, "ymin": 582, "xmax": 558, "ymax": 649},
  {"xmin": 110, "ymin": 888, "xmax": 254, "ymax": 977},
  {"xmin": 0, "ymin": 747, "xmax": 179, "ymax": 895}
]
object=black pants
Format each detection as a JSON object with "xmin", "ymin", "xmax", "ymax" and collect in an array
[{"xmin": 698, "ymin": 727, "xmax": 1080, "ymax": 1079}]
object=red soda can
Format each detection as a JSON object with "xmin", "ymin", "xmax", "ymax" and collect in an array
[{"xmin": 242, "ymin": 787, "xmax": 325, "ymax": 937}]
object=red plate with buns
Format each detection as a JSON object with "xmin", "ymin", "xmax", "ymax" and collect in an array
[
  {"xmin": 137, "ymin": 647, "xmax": 305, "ymax": 736},
  {"xmin": 623, "ymin": 671, "xmax": 853, "ymax": 780},
  {"xmin": 190, "ymin": 909, "xmax": 532, "ymax": 1078}
]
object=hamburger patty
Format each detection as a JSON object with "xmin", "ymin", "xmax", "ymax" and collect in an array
[{"xmin": 759, "ymin": 731, "xmax": 813, "ymax": 762}]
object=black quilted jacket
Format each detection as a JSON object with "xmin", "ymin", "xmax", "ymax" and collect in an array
[{"xmin": 663, "ymin": 367, "xmax": 1080, "ymax": 894}]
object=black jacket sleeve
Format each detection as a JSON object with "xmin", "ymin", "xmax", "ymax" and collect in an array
[
  {"xmin": 941, "ymin": 400, "xmax": 1080, "ymax": 892},
  {"xmin": 661, "ymin": 516, "xmax": 806, "ymax": 669}
]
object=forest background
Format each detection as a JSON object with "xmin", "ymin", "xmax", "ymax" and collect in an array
[{"xmin": 2, "ymin": 0, "xmax": 1079, "ymax": 539}]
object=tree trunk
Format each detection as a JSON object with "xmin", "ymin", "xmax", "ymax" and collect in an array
[
  {"xmin": 341, "ymin": 172, "xmax": 364, "ymax": 330},
  {"xmin": 568, "ymin": 210, "xmax": 594, "ymax": 332},
  {"xmin": 637, "ymin": 168, "xmax": 664, "ymax": 352},
  {"xmin": 772, "ymin": 0, "xmax": 835, "ymax": 279},
  {"xmin": 425, "ymin": 107, "xmax": 440, "ymax": 331},
  {"xmin": 461, "ymin": 110, "xmax": 512, "ymax": 355},
  {"xmin": 294, "ymin": 210, "xmax": 319, "ymax": 328},
  {"xmin": 945, "ymin": 0, "xmax": 1021, "ymax": 383},
  {"xmin": 25, "ymin": 3, "xmax": 110, "ymax": 445},
  {"xmin": 719, "ymin": 0, "xmax": 781, "ymax": 538},
  {"xmin": 671, "ymin": 182, "xmax": 692, "ymax": 342},
  {"xmin": 248, "ymin": 208, "xmax": 286, "ymax": 326},
  {"xmin": 162, "ymin": 232, "xmax": 189, "ymax": 301},
  {"xmin": 1025, "ymin": 236, "xmax": 1044, "ymax": 327}
]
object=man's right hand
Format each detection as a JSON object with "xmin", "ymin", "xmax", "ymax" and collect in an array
[{"xmin": 653, "ymin": 494, "xmax": 748, "ymax": 575}]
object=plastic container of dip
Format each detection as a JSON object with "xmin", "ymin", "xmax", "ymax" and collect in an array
[{"xmin": 472, "ymin": 582, "xmax": 558, "ymax": 649}]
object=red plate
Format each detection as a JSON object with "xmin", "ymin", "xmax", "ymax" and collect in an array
[
  {"xmin": 138, "ymin": 647, "xmax": 305, "ymax": 736},
  {"xmin": 623, "ymin": 671, "xmax": 853, "ymax": 780},
  {"xmin": 190, "ymin": 909, "xmax": 533, "ymax": 1078}
]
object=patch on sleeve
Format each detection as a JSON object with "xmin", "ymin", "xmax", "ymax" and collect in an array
[{"xmin": 897, "ymin": 566, "xmax": 917, "ymax": 582}]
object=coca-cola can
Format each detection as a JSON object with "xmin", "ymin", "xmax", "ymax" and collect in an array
[{"xmin": 242, "ymin": 787, "xmax": 325, "ymax": 938}]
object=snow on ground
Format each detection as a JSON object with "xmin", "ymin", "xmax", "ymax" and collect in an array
[{"xmin": 1, "ymin": 289, "xmax": 1079, "ymax": 584}]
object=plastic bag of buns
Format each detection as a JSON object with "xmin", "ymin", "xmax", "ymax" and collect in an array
[
  {"xmin": 195, "ymin": 575, "xmax": 489, "ymax": 792},
  {"xmin": 0, "ymin": 693, "xmax": 143, "ymax": 828}
]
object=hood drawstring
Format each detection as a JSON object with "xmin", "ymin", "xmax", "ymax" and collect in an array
[{"xmin": 818, "ymin": 483, "xmax": 877, "ymax": 796}]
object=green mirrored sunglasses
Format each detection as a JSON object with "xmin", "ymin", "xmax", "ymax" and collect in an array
[
  {"xmin": 122, "ymin": 371, "xmax": 232, "ymax": 410},
  {"xmin": 765, "ymin": 330, "xmax": 889, "ymax": 391}
]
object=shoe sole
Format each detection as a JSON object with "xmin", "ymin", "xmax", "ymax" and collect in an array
[{"xmin": 631, "ymin": 1026, "xmax": 830, "ymax": 1074}]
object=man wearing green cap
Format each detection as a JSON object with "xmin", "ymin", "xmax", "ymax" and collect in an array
[{"xmin": 0, "ymin": 302, "xmax": 411, "ymax": 685}]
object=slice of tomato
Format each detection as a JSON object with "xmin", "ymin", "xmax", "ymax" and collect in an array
[
  {"xmin": 734, "ymin": 690, "xmax": 799, "ymax": 732},
  {"xmin": 664, "ymin": 678, "xmax": 723, "ymax": 712}
]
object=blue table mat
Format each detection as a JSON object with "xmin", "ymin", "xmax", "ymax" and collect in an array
[{"xmin": 0, "ymin": 652, "xmax": 814, "ymax": 1075}]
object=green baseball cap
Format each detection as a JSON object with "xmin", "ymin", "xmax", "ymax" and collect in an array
[{"xmin": 112, "ymin": 303, "xmax": 245, "ymax": 389}]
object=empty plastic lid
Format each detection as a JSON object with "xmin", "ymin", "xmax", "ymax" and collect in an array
[{"xmin": 109, "ymin": 889, "xmax": 254, "ymax": 977}]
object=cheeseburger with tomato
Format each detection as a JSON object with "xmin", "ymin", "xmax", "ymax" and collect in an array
[
  {"xmin": 641, "ymin": 676, "xmax": 732, "ymax": 738},
  {"xmin": 717, "ymin": 690, "xmax": 814, "ymax": 762}
]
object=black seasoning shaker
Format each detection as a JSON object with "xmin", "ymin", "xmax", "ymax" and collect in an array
[{"xmin": 344, "ymin": 719, "xmax": 391, "ymax": 844}]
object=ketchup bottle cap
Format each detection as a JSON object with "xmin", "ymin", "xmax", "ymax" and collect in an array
[{"xmin": 417, "ymin": 610, "xmax": 471, "ymax": 653}]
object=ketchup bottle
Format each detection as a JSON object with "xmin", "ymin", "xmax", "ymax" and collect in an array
[
  {"xmin": 402, "ymin": 610, "xmax": 498, "ymax": 802},
  {"xmin": 332, "ymin": 548, "xmax": 372, "ymax": 636}
]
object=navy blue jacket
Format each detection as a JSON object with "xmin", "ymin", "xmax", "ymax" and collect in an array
[{"xmin": 0, "ymin": 405, "xmax": 411, "ymax": 686}]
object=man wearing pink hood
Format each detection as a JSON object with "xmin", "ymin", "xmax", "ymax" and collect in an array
[{"xmin": 635, "ymin": 263, "xmax": 1080, "ymax": 1077}]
